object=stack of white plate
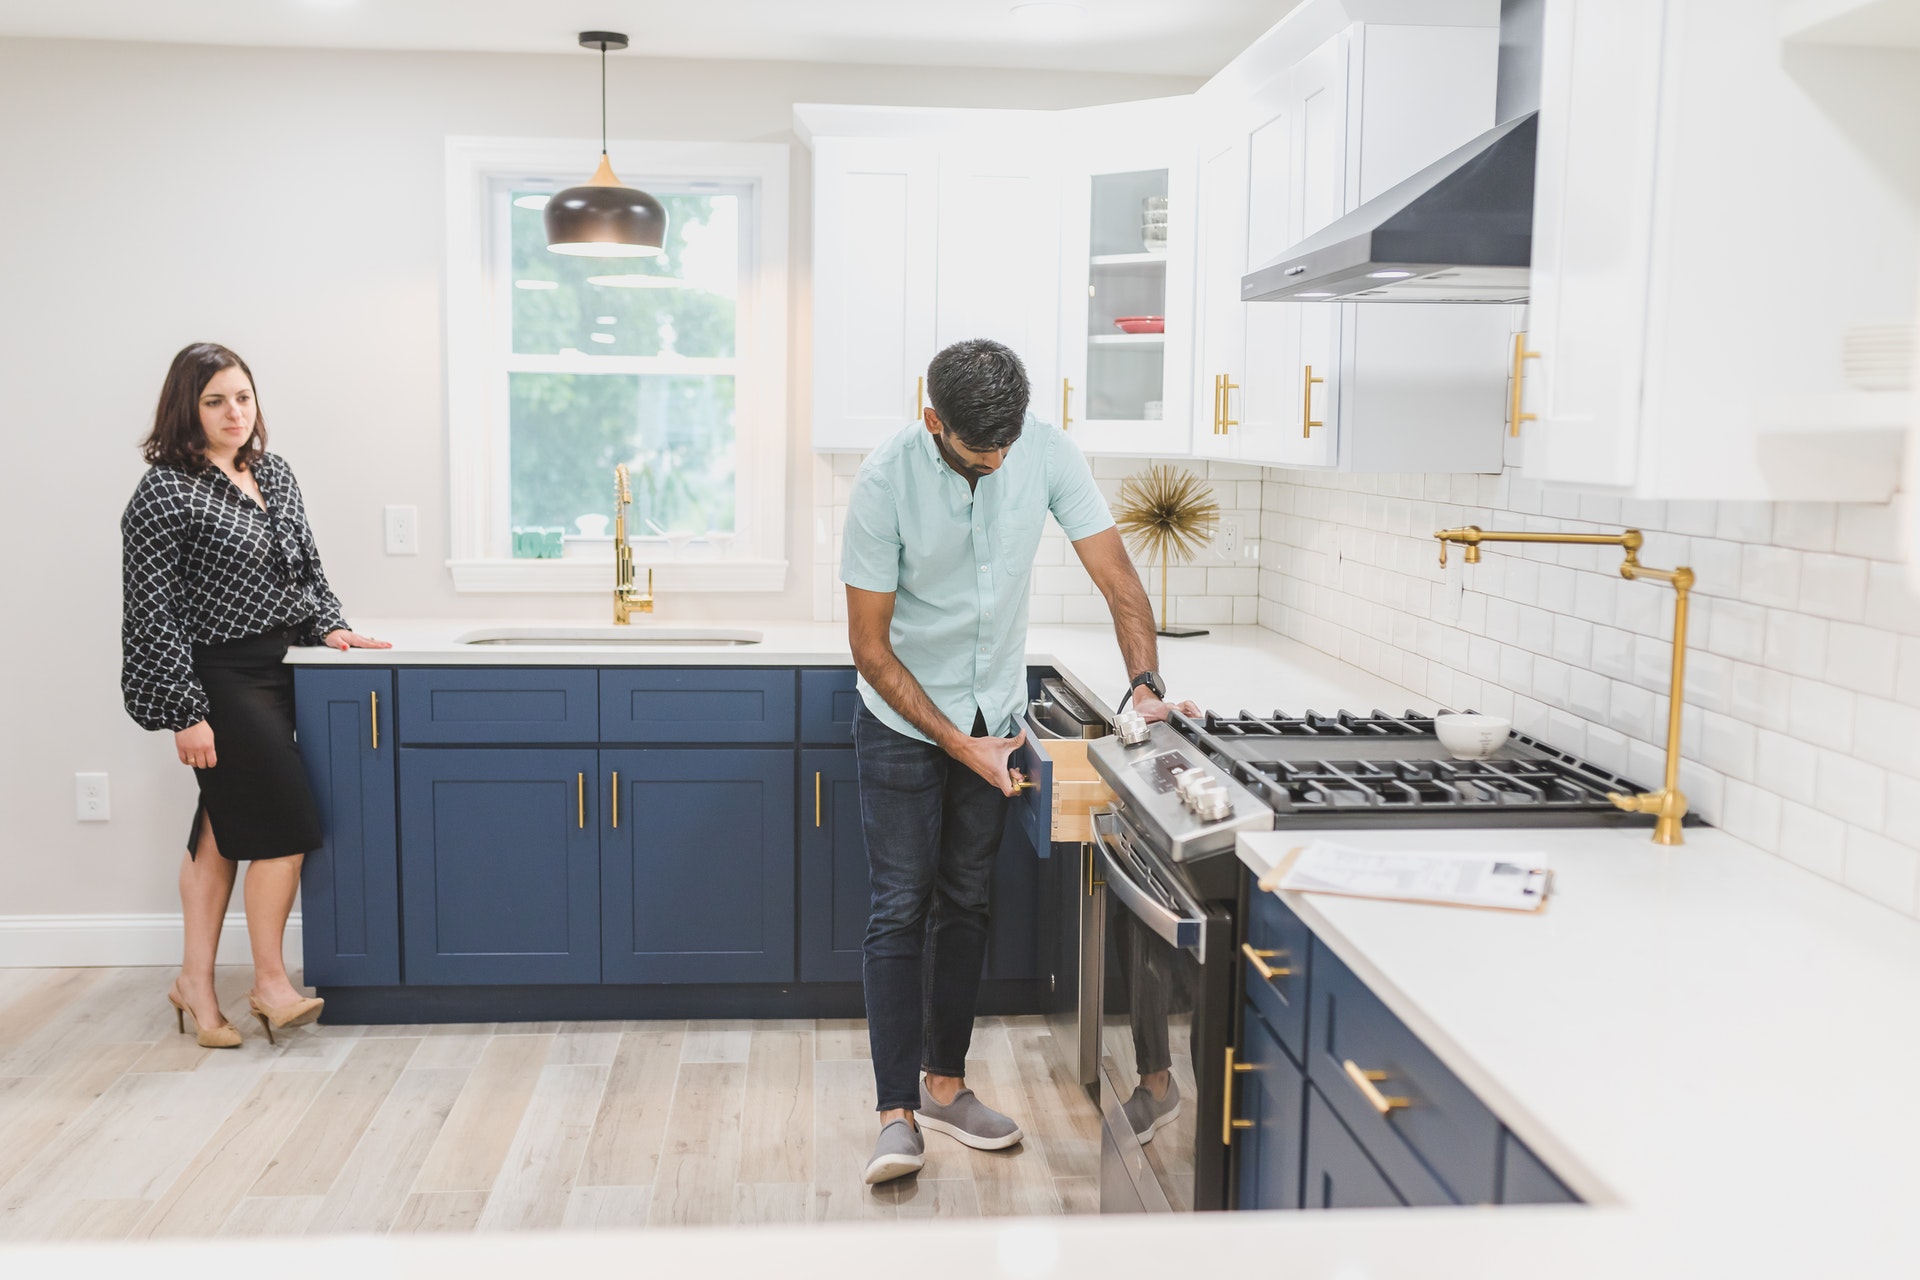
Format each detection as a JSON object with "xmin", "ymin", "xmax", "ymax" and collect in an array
[{"xmin": 1844, "ymin": 323, "xmax": 1916, "ymax": 392}]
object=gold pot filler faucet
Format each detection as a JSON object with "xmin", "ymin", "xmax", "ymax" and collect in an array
[
  {"xmin": 613, "ymin": 464, "xmax": 654, "ymax": 623},
  {"xmin": 1433, "ymin": 525, "xmax": 1695, "ymax": 846}
]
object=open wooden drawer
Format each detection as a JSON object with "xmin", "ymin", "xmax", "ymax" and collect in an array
[{"xmin": 1013, "ymin": 717, "xmax": 1115, "ymax": 849}]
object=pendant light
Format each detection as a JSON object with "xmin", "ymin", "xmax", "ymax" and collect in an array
[{"xmin": 545, "ymin": 32, "xmax": 667, "ymax": 258}]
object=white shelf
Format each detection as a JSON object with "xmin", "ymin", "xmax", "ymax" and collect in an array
[
  {"xmin": 1782, "ymin": 0, "xmax": 1920, "ymax": 47},
  {"xmin": 1089, "ymin": 252, "xmax": 1169, "ymax": 267},
  {"xmin": 1089, "ymin": 332, "xmax": 1165, "ymax": 346},
  {"xmin": 1753, "ymin": 391, "xmax": 1911, "ymax": 501}
]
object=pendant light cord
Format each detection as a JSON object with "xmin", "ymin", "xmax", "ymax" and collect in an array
[{"xmin": 599, "ymin": 40, "xmax": 608, "ymax": 156}]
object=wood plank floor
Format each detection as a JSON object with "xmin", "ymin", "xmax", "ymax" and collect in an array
[{"xmin": 0, "ymin": 967, "xmax": 1101, "ymax": 1240}]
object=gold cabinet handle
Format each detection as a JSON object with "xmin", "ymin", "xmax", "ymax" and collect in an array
[
  {"xmin": 814, "ymin": 771, "xmax": 822, "ymax": 828},
  {"xmin": 1240, "ymin": 943, "xmax": 1292, "ymax": 982},
  {"xmin": 1212, "ymin": 374, "xmax": 1223, "ymax": 435},
  {"xmin": 915, "ymin": 375, "xmax": 924, "ymax": 421},
  {"xmin": 1509, "ymin": 332, "xmax": 1541, "ymax": 436},
  {"xmin": 1302, "ymin": 364, "xmax": 1325, "ymax": 437},
  {"xmin": 611, "ymin": 771, "xmax": 619, "ymax": 828},
  {"xmin": 370, "ymin": 691, "xmax": 378, "ymax": 750},
  {"xmin": 1084, "ymin": 843, "xmax": 1104, "ymax": 896},
  {"xmin": 577, "ymin": 772, "xmax": 585, "ymax": 829},
  {"xmin": 1342, "ymin": 1059, "xmax": 1410, "ymax": 1115},
  {"xmin": 1011, "ymin": 778, "xmax": 1037, "ymax": 793},
  {"xmin": 1221, "ymin": 1047, "xmax": 1255, "ymax": 1144},
  {"xmin": 1221, "ymin": 375, "xmax": 1238, "ymax": 435},
  {"xmin": 1061, "ymin": 378, "xmax": 1073, "ymax": 433}
]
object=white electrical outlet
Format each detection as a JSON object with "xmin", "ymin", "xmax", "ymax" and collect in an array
[
  {"xmin": 75, "ymin": 772, "xmax": 109, "ymax": 822},
  {"xmin": 384, "ymin": 504, "xmax": 418, "ymax": 555},
  {"xmin": 1219, "ymin": 518, "xmax": 1239, "ymax": 558}
]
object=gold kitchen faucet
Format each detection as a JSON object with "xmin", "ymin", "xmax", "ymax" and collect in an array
[
  {"xmin": 1433, "ymin": 525, "xmax": 1695, "ymax": 847},
  {"xmin": 613, "ymin": 464, "xmax": 655, "ymax": 623}
]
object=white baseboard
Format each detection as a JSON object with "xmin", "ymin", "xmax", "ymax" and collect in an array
[{"xmin": 0, "ymin": 912, "xmax": 303, "ymax": 968}]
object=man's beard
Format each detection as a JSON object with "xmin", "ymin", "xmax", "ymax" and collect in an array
[{"xmin": 935, "ymin": 430, "xmax": 995, "ymax": 480}]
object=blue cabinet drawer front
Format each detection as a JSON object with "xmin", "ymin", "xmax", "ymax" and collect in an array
[
  {"xmin": 600, "ymin": 669, "xmax": 796, "ymax": 743},
  {"xmin": 1244, "ymin": 879, "xmax": 1312, "ymax": 1065},
  {"xmin": 1010, "ymin": 716, "xmax": 1054, "ymax": 858},
  {"xmin": 295, "ymin": 668, "xmax": 399, "ymax": 986},
  {"xmin": 801, "ymin": 668, "xmax": 862, "ymax": 743},
  {"xmin": 1303, "ymin": 1085, "xmax": 1406, "ymax": 1209},
  {"xmin": 1308, "ymin": 939, "xmax": 1499, "ymax": 1206},
  {"xmin": 1499, "ymin": 1132, "xmax": 1580, "ymax": 1205},
  {"xmin": 397, "ymin": 668, "xmax": 598, "ymax": 743},
  {"xmin": 1237, "ymin": 1003, "xmax": 1306, "ymax": 1211}
]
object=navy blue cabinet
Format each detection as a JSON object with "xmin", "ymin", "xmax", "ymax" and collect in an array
[
  {"xmin": 1499, "ymin": 1132, "xmax": 1579, "ymax": 1205},
  {"xmin": 800, "ymin": 668, "xmax": 862, "ymax": 743},
  {"xmin": 294, "ymin": 668, "xmax": 399, "ymax": 986},
  {"xmin": 397, "ymin": 668, "xmax": 598, "ymax": 743},
  {"xmin": 986, "ymin": 816, "xmax": 1040, "ymax": 981},
  {"xmin": 600, "ymin": 669, "xmax": 796, "ymax": 743},
  {"xmin": 799, "ymin": 748, "xmax": 867, "ymax": 982},
  {"xmin": 600, "ymin": 748, "xmax": 796, "ymax": 983},
  {"xmin": 1236, "ymin": 1005, "xmax": 1307, "ymax": 1211},
  {"xmin": 398, "ymin": 748, "xmax": 600, "ymax": 985},
  {"xmin": 1303, "ymin": 1086, "xmax": 1406, "ymax": 1209}
]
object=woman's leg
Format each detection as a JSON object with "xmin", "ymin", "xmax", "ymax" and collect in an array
[
  {"xmin": 242, "ymin": 853, "xmax": 307, "ymax": 1006},
  {"xmin": 176, "ymin": 815, "xmax": 237, "ymax": 1029}
]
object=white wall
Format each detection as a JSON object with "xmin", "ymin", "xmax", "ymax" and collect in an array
[{"xmin": 0, "ymin": 36, "xmax": 1196, "ymax": 936}]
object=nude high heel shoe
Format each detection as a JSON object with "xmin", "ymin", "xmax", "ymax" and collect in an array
[
  {"xmin": 167, "ymin": 987, "xmax": 242, "ymax": 1049},
  {"xmin": 247, "ymin": 991, "xmax": 324, "ymax": 1044}
]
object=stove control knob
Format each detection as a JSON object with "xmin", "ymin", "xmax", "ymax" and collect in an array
[
  {"xmin": 1192, "ymin": 786, "xmax": 1233, "ymax": 822},
  {"xmin": 1114, "ymin": 710, "xmax": 1151, "ymax": 746},
  {"xmin": 1175, "ymin": 770, "xmax": 1212, "ymax": 802}
]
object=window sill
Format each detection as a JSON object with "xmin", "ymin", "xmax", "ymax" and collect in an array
[{"xmin": 448, "ymin": 558, "xmax": 789, "ymax": 594}]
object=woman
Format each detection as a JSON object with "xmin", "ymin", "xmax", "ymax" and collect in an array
[{"xmin": 121, "ymin": 342, "xmax": 389, "ymax": 1048}]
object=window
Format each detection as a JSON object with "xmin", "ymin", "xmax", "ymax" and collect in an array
[{"xmin": 445, "ymin": 139, "xmax": 790, "ymax": 592}]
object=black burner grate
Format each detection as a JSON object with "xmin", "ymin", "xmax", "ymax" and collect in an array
[
  {"xmin": 1237, "ymin": 756, "xmax": 1622, "ymax": 812},
  {"xmin": 1200, "ymin": 709, "xmax": 1434, "ymax": 737}
]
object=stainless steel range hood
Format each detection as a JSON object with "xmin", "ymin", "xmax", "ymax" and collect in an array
[{"xmin": 1242, "ymin": 0, "xmax": 1543, "ymax": 305}]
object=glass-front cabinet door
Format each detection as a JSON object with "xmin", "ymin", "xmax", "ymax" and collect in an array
[{"xmin": 1056, "ymin": 99, "xmax": 1196, "ymax": 457}]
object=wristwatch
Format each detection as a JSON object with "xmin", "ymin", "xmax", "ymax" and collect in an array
[{"xmin": 1116, "ymin": 670, "xmax": 1166, "ymax": 712}]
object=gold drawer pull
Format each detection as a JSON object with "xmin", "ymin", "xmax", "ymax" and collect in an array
[
  {"xmin": 1509, "ymin": 331, "xmax": 1541, "ymax": 437},
  {"xmin": 1012, "ymin": 777, "xmax": 1036, "ymax": 793},
  {"xmin": 1222, "ymin": 1047, "xmax": 1255, "ymax": 1144},
  {"xmin": 1302, "ymin": 364, "xmax": 1324, "ymax": 437},
  {"xmin": 1061, "ymin": 378, "xmax": 1074, "ymax": 433},
  {"xmin": 577, "ymin": 772, "xmax": 585, "ymax": 829},
  {"xmin": 1342, "ymin": 1059, "xmax": 1410, "ymax": 1115},
  {"xmin": 1085, "ymin": 843, "xmax": 1105, "ymax": 897},
  {"xmin": 1220, "ymin": 374, "xmax": 1238, "ymax": 435},
  {"xmin": 1241, "ymin": 943, "xmax": 1292, "ymax": 982},
  {"xmin": 611, "ymin": 772, "xmax": 619, "ymax": 828},
  {"xmin": 814, "ymin": 770, "xmax": 822, "ymax": 828},
  {"xmin": 370, "ymin": 691, "xmax": 379, "ymax": 750},
  {"xmin": 916, "ymin": 375, "xmax": 924, "ymax": 420}
]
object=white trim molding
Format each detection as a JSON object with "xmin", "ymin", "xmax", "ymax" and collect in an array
[
  {"xmin": 444, "ymin": 136, "xmax": 792, "ymax": 594},
  {"xmin": 0, "ymin": 913, "xmax": 302, "ymax": 969}
]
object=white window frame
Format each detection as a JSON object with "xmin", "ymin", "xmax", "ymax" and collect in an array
[{"xmin": 444, "ymin": 136, "xmax": 790, "ymax": 593}]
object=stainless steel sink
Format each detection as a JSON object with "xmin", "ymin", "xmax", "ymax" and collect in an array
[{"xmin": 457, "ymin": 626, "xmax": 763, "ymax": 647}]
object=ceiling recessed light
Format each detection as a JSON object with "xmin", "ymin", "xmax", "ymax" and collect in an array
[
  {"xmin": 1367, "ymin": 270, "xmax": 1415, "ymax": 279},
  {"xmin": 1297, "ymin": 291, "xmax": 1334, "ymax": 298},
  {"xmin": 514, "ymin": 279, "xmax": 559, "ymax": 290},
  {"xmin": 513, "ymin": 194, "xmax": 552, "ymax": 210},
  {"xmin": 1009, "ymin": 2, "xmax": 1089, "ymax": 37}
]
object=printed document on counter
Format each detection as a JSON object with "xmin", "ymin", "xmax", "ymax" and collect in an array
[{"xmin": 1276, "ymin": 841, "xmax": 1552, "ymax": 913}]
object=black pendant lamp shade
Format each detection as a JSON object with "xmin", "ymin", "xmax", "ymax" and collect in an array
[{"xmin": 545, "ymin": 32, "xmax": 667, "ymax": 258}]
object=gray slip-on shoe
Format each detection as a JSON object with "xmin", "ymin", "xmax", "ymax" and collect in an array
[
  {"xmin": 863, "ymin": 1119, "xmax": 925, "ymax": 1185},
  {"xmin": 1122, "ymin": 1078, "xmax": 1181, "ymax": 1144},
  {"xmin": 917, "ymin": 1079, "xmax": 1024, "ymax": 1151}
]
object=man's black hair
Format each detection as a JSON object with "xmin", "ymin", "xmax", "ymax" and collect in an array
[{"xmin": 925, "ymin": 338, "xmax": 1029, "ymax": 452}]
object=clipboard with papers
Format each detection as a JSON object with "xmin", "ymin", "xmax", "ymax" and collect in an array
[{"xmin": 1266, "ymin": 840, "xmax": 1554, "ymax": 914}]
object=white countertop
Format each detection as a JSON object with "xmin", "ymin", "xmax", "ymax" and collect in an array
[
  {"xmin": 20, "ymin": 622, "xmax": 1920, "ymax": 1271},
  {"xmin": 284, "ymin": 619, "xmax": 1436, "ymax": 725}
]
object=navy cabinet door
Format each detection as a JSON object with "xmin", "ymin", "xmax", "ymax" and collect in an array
[
  {"xmin": 986, "ymin": 816, "xmax": 1040, "ymax": 981},
  {"xmin": 1236, "ymin": 1006, "xmax": 1307, "ymax": 1211},
  {"xmin": 398, "ymin": 748, "xmax": 600, "ymax": 985},
  {"xmin": 800, "ymin": 748, "xmax": 867, "ymax": 982},
  {"xmin": 1499, "ymin": 1131, "xmax": 1580, "ymax": 1205},
  {"xmin": 294, "ymin": 668, "xmax": 399, "ymax": 986},
  {"xmin": 396, "ymin": 668, "xmax": 598, "ymax": 743},
  {"xmin": 599, "ymin": 669, "xmax": 797, "ymax": 743},
  {"xmin": 800, "ymin": 669, "xmax": 861, "ymax": 744},
  {"xmin": 1303, "ymin": 1085, "xmax": 1406, "ymax": 1210},
  {"xmin": 601, "ymin": 748, "xmax": 796, "ymax": 983}
]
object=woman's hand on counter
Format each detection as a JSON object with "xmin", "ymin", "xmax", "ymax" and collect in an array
[
  {"xmin": 323, "ymin": 629, "xmax": 393, "ymax": 651},
  {"xmin": 175, "ymin": 720, "xmax": 216, "ymax": 770}
]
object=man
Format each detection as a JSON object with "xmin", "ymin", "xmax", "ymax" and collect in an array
[{"xmin": 840, "ymin": 338, "xmax": 1199, "ymax": 1185}]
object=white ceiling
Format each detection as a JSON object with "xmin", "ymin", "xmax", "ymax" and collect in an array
[{"xmin": 0, "ymin": 0, "xmax": 1301, "ymax": 76}]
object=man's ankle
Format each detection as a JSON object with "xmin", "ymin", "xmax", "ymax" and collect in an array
[
  {"xmin": 881, "ymin": 1107, "xmax": 916, "ymax": 1129},
  {"xmin": 924, "ymin": 1073, "xmax": 964, "ymax": 1106}
]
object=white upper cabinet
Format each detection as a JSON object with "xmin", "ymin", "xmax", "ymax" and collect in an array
[
  {"xmin": 1191, "ymin": 8, "xmax": 1513, "ymax": 473},
  {"xmin": 1053, "ymin": 97, "xmax": 1199, "ymax": 457},
  {"xmin": 1521, "ymin": 0, "xmax": 1918, "ymax": 500},
  {"xmin": 806, "ymin": 133, "xmax": 940, "ymax": 453}
]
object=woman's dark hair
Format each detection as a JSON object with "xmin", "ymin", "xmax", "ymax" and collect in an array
[
  {"xmin": 926, "ymin": 338, "xmax": 1029, "ymax": 451},
  {"xmin": 141, "ymin": 342, "xmax": 267, "ymax": 471}
]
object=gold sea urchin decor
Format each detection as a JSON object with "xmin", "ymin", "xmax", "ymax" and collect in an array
[{"xmin": 1114, "ymin": 464, "xmax": 1219, "ymax": 638}]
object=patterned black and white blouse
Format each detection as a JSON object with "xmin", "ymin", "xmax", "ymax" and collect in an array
[{"xmin": 120, "ymin": 452, "xmax": 350, "ymax": 732}]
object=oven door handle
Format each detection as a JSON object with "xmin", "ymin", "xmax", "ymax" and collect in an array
[{"xmin": 1091, "ymin": 807, "xmax": 1205, "ymax": 954}]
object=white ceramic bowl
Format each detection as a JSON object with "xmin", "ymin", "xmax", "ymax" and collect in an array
[{"xmin": 1434, "ymin": 713, "xmax": 1511, "ymax": 760}]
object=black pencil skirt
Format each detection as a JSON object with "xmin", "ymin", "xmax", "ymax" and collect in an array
[{"xmin": 186, "ymin": 627, "xmax": 323, "ymax": 861}]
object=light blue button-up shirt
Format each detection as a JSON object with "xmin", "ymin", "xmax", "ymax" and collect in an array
[{"xmin": 840, "ymin": 415, "xmax": 1114, "ymax": 744}]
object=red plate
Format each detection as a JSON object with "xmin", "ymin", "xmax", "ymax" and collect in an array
[{"xmin": 1113, "ymin": 316, "xmax": 1165, "ymax": 334}]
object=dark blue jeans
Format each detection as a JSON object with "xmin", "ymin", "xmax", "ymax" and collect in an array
[{"xmin": 854, "ymin": 703, "xmax": 1010, "ymax": 1113}]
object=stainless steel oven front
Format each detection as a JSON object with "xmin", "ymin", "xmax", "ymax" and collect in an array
[{"xmin": 1091, "ymin": 806, "xmax": 1235, "ymax": 1213}]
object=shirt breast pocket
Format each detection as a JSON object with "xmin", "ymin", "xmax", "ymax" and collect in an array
[{"xmin": 998, "ymin": 514, "xmax": 1046, "ymax": 577}]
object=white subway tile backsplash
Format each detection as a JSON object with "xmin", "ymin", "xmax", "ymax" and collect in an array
[
  {"xmin": 1814, "ymin": 750, "xmax": 1886, "ymax": 827},
  {"xmin": 1762, "ymin": 610, "xmax": 1829, "ymax": 679},
  {"xmin": 1700, "ymin": 711, "xmax": 1756, "ymax": 781},
  {"xmin": 1740, "ymin": 544, "xmax": 1802, "ymax": 609},
  {"xmin": 1706, "ymin": 600, "xmax": 1768, "ymax": 664},
  {"xmin": 1787, "ymin": 677, "xmax": 1854, "ymax": 752},
  {"xmin": 1712, "ymin": 500, "xmax": 1772, "ymax": 543},
  {"xmin": 1865, "ymin": 562, "xmax": 1920, "ymax": 636},
  {"xmin": 1824, "ymin": 621, "xmax": 1898, "ymax": 698},
  {"xmin": 1779, "ymin": 801, "xmax": 1846, "ymax": 879},
  {"xmin": 1721, "ymin": 779, "xmax": 1782, "ymax": 851},
  {"xmin": 1836, "ymin": 501, "xmax": 1901, "ymax": 562},
  {"xmin": 1843, "ymin": 828, "xmax": 1918, "ymax": 914},
  {"xmin": 1853, "ymin": 696, "xmax": 1920, "ymax": 778},
  {"xmin": 1536, "ymin": 564, "xmax": 1577, "ymax": 614},
  {"xmin": 1592, "ymin": 626, "xmax": 1634, "ymax": 682},
  {"xmin": 1773, "ymin": 502, "xmax": 1838, "ymax": 553},
  {"xmin": 1798, "ymin": 553, "xmax": 1869, "ymax": 622}
]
